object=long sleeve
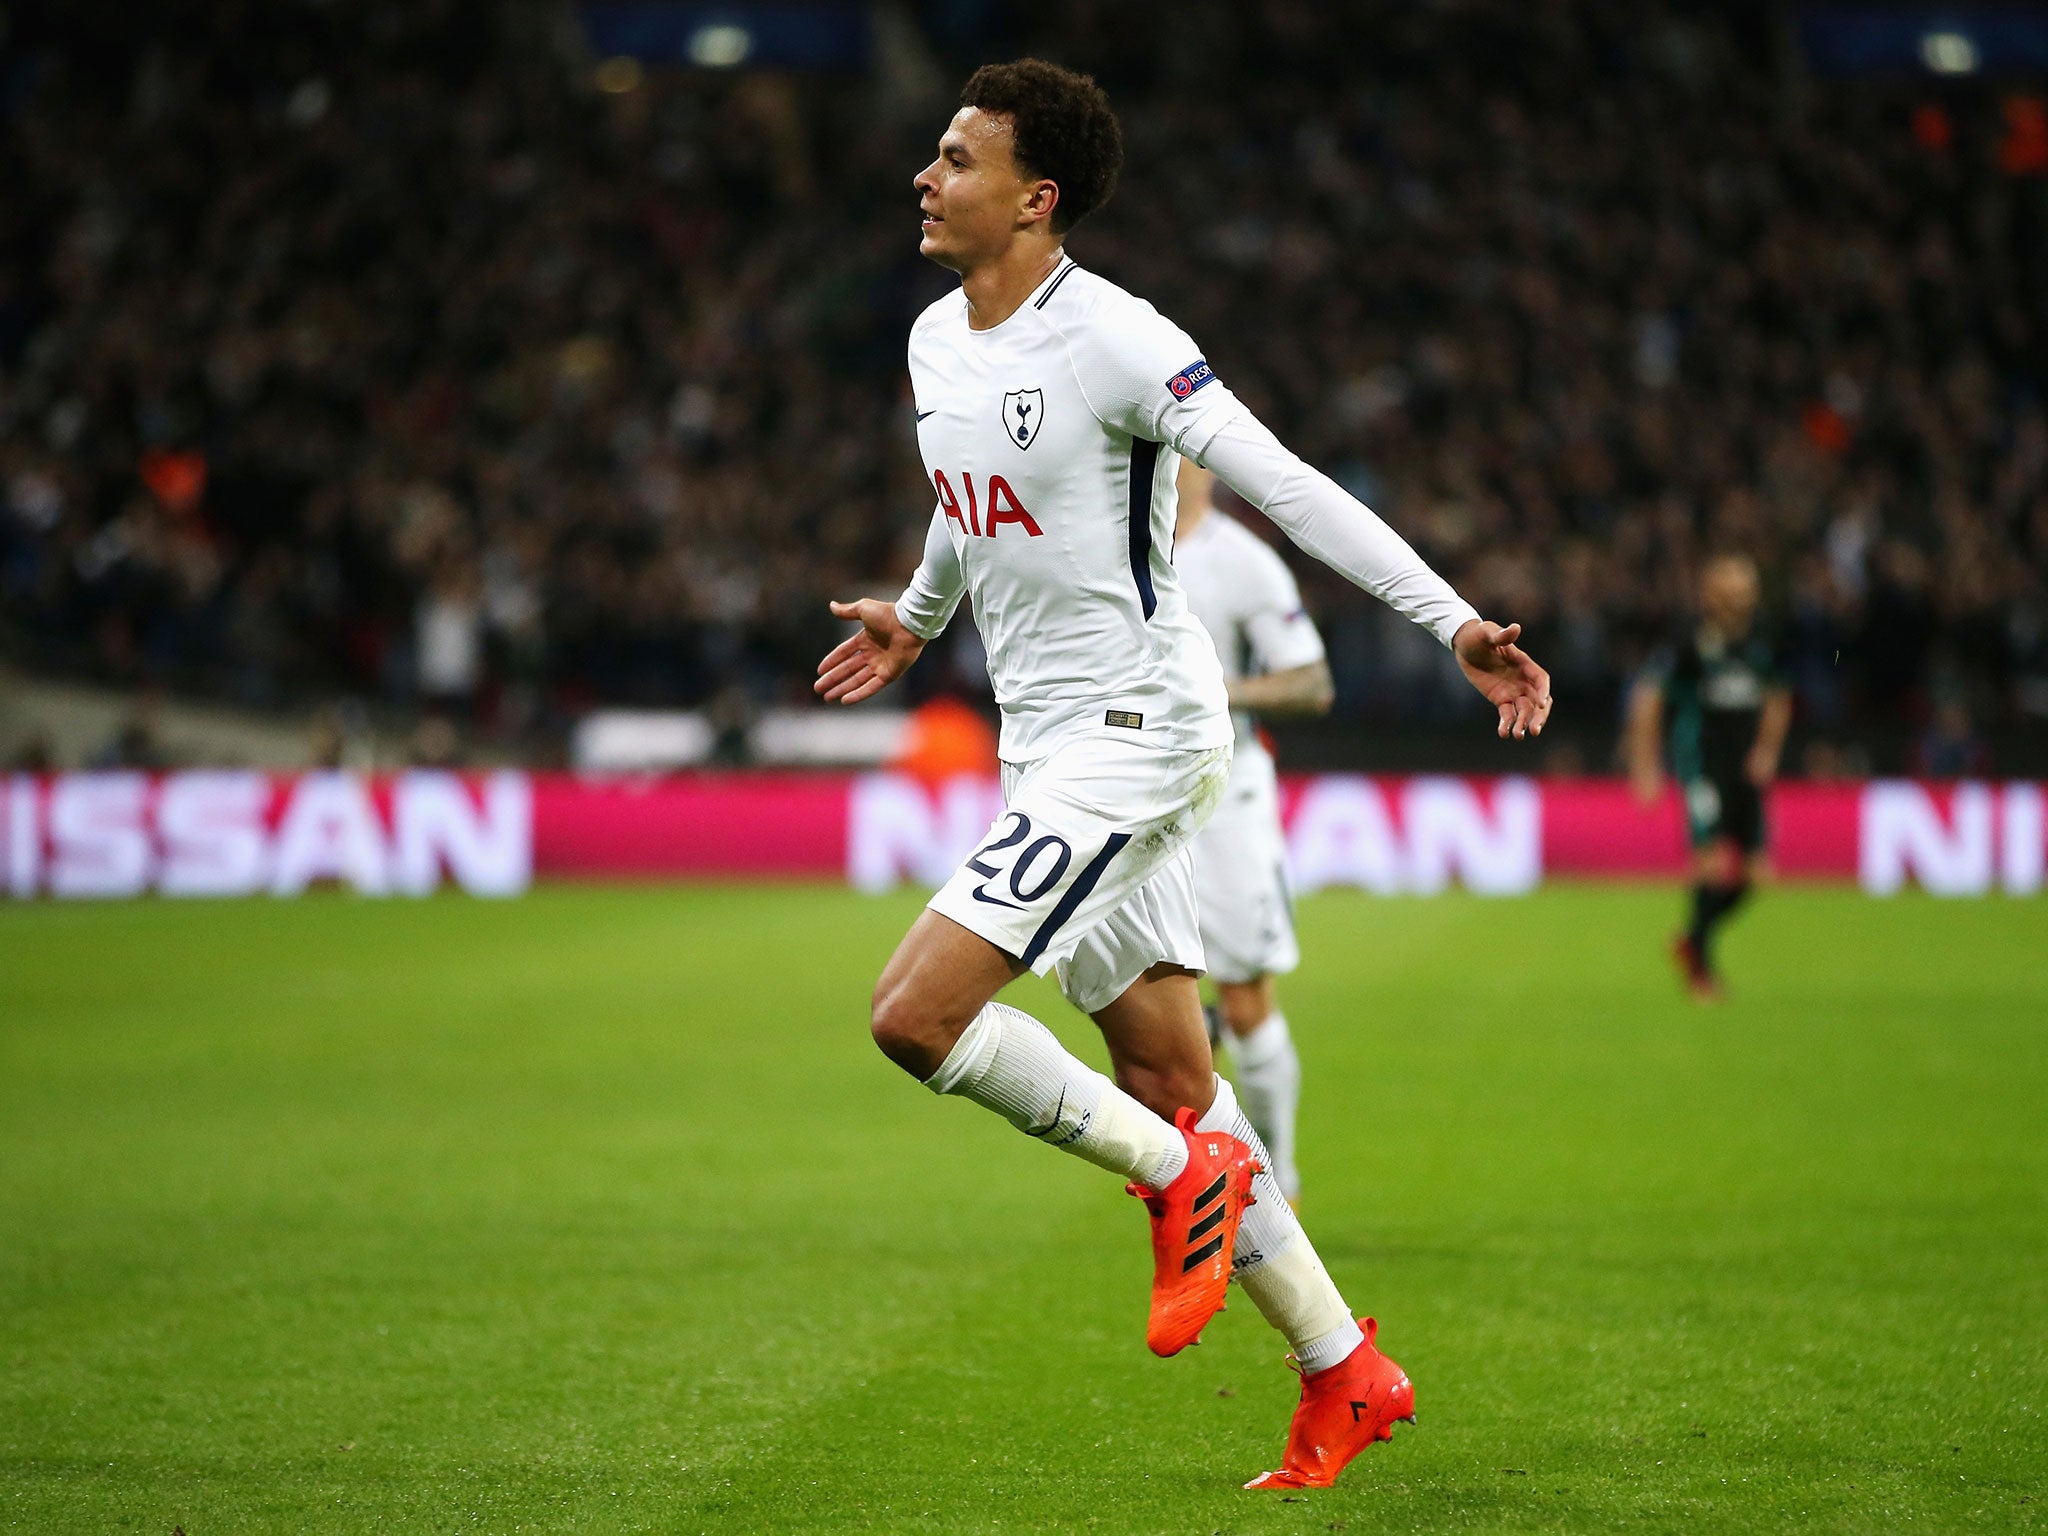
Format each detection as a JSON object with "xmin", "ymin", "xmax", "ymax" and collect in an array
[
  {"xmin": 1052, "ymin": 293, "xmax": 1247, "ymax": 462},
  {"xmin": 894, "ymin": 508, "xmax": 965, "ymax": 640},
  {"xmin": 1196, "ymin": 414, "xmax": 1479, "ymax": 649}
]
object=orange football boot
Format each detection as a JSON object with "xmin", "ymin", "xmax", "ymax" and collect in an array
[
  {"xmin": 1244, "ymin": 1316, "xmax": 1415, "ymax": 1489},
  {"xmin": 1126, "ymin": 1107, "xmax": 1257, "ymax": 1357}
]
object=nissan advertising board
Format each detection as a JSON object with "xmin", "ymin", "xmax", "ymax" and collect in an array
[{"xmin": 2, "ymin": 772, "xmax": 2043, "ymax": 900}]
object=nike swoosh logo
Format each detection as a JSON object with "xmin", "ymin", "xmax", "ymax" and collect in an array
[
  {"xmin": 916, "ymin": 409, "xmax": 937, "ymax": 421},
  {"xmin": 971, "ymin": 884, "xmax": 1022, "ymax": 909}
]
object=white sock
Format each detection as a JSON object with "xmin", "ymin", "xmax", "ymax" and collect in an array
[
  {"xmin": 925, "ymin": 1002, "xmax": 1189, "ymax": 1188},
  {"xmin": 1196, "ymin": 1076, "xmax": 1363, "ymax": 1374},
  {"xmin": 1228, "ymin": 1011, "xmax": 1301, "ymax": 1202}
]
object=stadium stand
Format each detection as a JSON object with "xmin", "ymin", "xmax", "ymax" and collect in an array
[{"xmin": 2, "ymin": 1, "xmax": 2044, "ymax": 769}]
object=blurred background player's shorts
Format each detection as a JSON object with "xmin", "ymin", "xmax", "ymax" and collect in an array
[
  {"xmin": 1684, "ymin": 778, "xmax": 1767, "ymax": 853},
  {"xmin": 1192, "ymin": 770, "xmax": 1300, "ymax": 984}
]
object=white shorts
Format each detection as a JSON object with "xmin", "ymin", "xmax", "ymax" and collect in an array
[
  {"xmin": 928, "ymin": 735, "xmax": 1232, "ymax": 1015},
  {"xmin": 1191, "ymin": 758, "xmax": 1299, "ymax": 984}
]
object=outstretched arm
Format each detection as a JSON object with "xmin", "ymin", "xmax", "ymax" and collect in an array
[
  {"xmin": 1197, "ymin": 415, "xmax": 1552, "ymax": 739},
  {"xmin": 1449, "ymin": 619, "xmax": 1553, "ymax": 741},
  {"xmin": 1748, "ymin": 688, "xmax": 1793, "ymax": 786},
  {"xmin": 815, "ymin": 599, "xmax": 926, "ymax": 704},
  {"xmin": 1625, "ymin": 679, "xmax": 1665, "ymax": 803},
  {"xmin": 1229, "ymin": 659, "xmax": 1334, "ymax": 716},
  {"xmin": 815, "ymin": 509, "xmax": 959, "ymax": 705},
  {"xmin": 893, "ymin": 507, "xmax": 966, "ymax": 641}
]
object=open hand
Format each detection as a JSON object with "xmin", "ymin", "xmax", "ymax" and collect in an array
[
  {"xmin": 815, "ymin": 599, "xmax": 926, "ymax": 704},
  {"xmin": 1452, "ymin": 619, "xmax": 1553, "ymax": 740}
]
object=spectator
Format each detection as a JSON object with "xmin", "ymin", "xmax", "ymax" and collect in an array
[{"xmin": 0, "ymin": 0, "xmax": 2040, "ymax": 769}]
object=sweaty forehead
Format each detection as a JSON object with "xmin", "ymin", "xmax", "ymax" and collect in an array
[{"xmin": 944, "ymin": 106, "xmax": 1018, "ymax": 167}]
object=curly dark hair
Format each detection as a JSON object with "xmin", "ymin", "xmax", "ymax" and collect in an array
[{"xmin": 959, "ymin": 59, "xmax": 1123, "ymax": 234}]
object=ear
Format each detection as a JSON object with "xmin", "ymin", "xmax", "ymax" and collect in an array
[{"xmin": 1019, "ymin": 178, "xmax": 1061, "ymax": 229}]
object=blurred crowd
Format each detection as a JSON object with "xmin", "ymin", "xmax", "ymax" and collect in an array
[{"xmin": 2, "ymin": 0, "xmax": 2046, "ymax": 769}]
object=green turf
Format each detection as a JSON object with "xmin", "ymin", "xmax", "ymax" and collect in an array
[{"xmin": 1, "ymin": 884, "xmax": 2044, "ymax": 1534}]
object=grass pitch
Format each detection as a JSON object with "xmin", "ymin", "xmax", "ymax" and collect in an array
[{"xmin": 2, "ymin": 883, "xmax": 2044, "ymax": 1534}]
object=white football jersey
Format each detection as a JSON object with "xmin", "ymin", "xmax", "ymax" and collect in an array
[
  {"xmin": 894, "ymin": 256, "xmax": 1242, "ymax": 764},
  {"xmin": 1174, "ymin": 507, "xmax": 1326, "ymax": 773}
]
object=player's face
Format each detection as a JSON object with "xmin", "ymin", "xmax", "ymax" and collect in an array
[
  {"xmin": 914, "ymin": 108, "xmax": 1046, "ymax": 272},
  {"xmin": 1701, "ymin": 559, "xmax": 1759, "ymax": 632}
]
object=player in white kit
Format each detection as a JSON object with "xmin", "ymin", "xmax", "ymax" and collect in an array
[
  {"xmin": 815, "ymin": 60, "xmax": 1551, "ymax": 1489},
  {"xmin": 1173, "ymin": 461, "xmax": 1331, "ymax": 1207}
]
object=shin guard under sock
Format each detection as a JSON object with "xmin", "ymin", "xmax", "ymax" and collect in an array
[{"xmin": 925, "ymin": 1002, "xmax": 1188, "ymax": 1188}]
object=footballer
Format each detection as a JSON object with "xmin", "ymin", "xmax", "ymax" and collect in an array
[
  {"xmin": 816, "ymin": 59, "xmax": 1551, "ymax": 1489},
  {"xmin": 1173, "ymin": 460, "xmax": 1331, "ymax": 1207},
  {"xmin": 1626, "ymin": 553, "xmax": 1792, "ymax": 999}
]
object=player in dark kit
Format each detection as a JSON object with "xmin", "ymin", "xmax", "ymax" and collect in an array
[{"xmin": 1626, "ymin": 554, "xmax": 1792, "ymax": 999}]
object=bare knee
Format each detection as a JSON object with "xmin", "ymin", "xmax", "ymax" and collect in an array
[
  {"xmin": 870, "ymin": 977, "xmax": 964, "ymax": 1082},
  {"xmin": 867, "ymin": 909, "xmax": 1021, "ymax": 1082}
]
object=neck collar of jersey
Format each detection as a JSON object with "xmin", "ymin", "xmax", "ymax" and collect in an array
[{"xmin": 962, "ymin": 252, "xmax": 1075, "ymax": 336}]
